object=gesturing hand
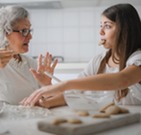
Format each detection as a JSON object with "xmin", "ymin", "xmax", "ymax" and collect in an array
[
  {"xmin": 30, "ymin": 52, "xmax": 58, "ymax": 86},
  {"xmin": 0, "ymin": 48, "xmax": 13, "ymax": 69}
]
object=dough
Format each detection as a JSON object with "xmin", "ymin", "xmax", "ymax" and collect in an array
[
  {"xmin": 93, "ymin": 113, "xmax": 110, "ymax": 118},
  {"xmin": 52, "ymin": 118, "xmax": 67, "ymax": 125},
  {"xmin": 67, "ymin": 118, "xmax": 82, "ymax": 124},
  {"xmin": 75, "ymin": 111, "xmax": 89, "ymax": 116},
  {"xmin": 105, "ymin": 105, "xmax": 121, "ymax": 115},
  {"xmin": 99, "ymin": 102, "xmax": 115, "ymax": 112}
]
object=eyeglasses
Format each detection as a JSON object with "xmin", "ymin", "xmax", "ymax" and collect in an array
[{"xmin": 12, "ymin": 29, "xmax": 33, "ymax": 37}]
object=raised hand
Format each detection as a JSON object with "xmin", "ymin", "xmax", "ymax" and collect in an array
[
  {"xmin": 0, "ymin": 48, "xmax": 13, "ymax": 69},
  {"xmin": 30, "ymin": 52, "xmax": 58, "ymax": 86}
]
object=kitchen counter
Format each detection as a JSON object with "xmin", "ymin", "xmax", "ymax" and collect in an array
[
  {"xmin": 52, "ymin": 62, "xmax": 87, "ymax": 82},
  {"xmin": 0, "ymin": 105, "xmax": 141, "ymax": 135},
  {"xmin": 55, "ymin": 62, "xmax": 87, "ymax": 73}
]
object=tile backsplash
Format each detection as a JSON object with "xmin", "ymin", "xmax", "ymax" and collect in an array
[{"xmin": 26, "ymin": 6, "xmax": 141, "ymax": 62}]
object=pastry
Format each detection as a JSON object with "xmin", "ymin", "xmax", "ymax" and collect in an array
[
  {"xmin": 52, "ymin": 118, "xmax": 67, "ymax": 125},
  {"xmin": 67, "ymin": 118, "xmax": 82, "ymax": 124},
  {"xmin": 99, "ymin": 39, "xmax": 106, "ymax": 45},
  {"xmin": 99, "ymin": 102, "xmax": 115, "ymax": 112},
  {"xmin": 75, "ymin": 111, "xmax": 89, "ymax": 116},
  {"xmin": 93, "ymin": 113, "xmax": 110, "ymax": 118}
]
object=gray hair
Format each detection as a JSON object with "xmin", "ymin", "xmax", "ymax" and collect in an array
[{"xmin": 0, "ymin": 5, "xmax": 29, "ymax": 48}]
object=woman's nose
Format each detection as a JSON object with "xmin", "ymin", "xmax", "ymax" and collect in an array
[
  {"xmin": 99, "ymin": 27, "xmax": 105, "ymax": 35},
  {"xmin": 27, "ymin": 33, "xmax": 32, "ymax": 40}
]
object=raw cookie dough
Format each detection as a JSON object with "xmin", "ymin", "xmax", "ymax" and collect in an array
[
  {"xmin": 75, "ymin": 111, "xmax": 89, "ymax": 116},
  {"xmin": 52, "ymin": 118, "xmax": 67, "ymax": 125},
  {"xmin": 99, "ymin": 102, "xmax": 115, "ymax": 112},
  {"xmin": 93, "ymin": 113, "xmax": 110, "ymax": 118},
  {"xmin": 67, "ymin": 118, "xmax": 82, "ymax": 124}
]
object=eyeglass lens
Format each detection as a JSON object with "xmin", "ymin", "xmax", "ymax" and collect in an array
[
  {"xmin": 12, "ymin": 29, "xmax": 32, "ymax": 37},
  {"xmin": 22, "ymin": 29, "xmax": 32, "ymax": 36}
]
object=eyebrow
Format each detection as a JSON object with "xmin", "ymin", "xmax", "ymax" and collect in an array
[
  {"xmin": 100, "ymin": 21, "xmax": 114, "ymax": 26},
  {"xmin": 100, "ymin": 20, "xmax": 113, "ymax": 23}
]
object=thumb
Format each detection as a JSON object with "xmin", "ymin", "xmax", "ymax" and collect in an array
[{"xmin": 30, "ymin": 68, "xmax": 38, "ymax": 79}]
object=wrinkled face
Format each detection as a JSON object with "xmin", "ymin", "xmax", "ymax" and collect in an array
[
  {"xmin": 6, "ymin": 18, "xmax": 32, "ymax": 54},
  {"xmin": 99, "ymin": 15, "xmax": 117, "ymax": 49}
]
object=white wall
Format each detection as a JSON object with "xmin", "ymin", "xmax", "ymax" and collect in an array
[{"xmin": 26, "ymin": 6, "xmax": 141, "ymax": 63}]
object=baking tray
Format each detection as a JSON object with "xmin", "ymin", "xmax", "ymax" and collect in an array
[{"xmin": 38, "ymin": 113, "xmax": 140, "ymax": 135}]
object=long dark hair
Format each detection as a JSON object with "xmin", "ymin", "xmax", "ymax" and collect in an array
[{"xmin": 97, "ymin": 3, "xmax": 141, "ymax": 100}]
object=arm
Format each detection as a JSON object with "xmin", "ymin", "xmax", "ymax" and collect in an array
[
  {"xmin": 68, "ymin": 65, "xmax": 141, "ymax": 90},
  {"xmin": 22, "ymin": 65, "xmax": 141, "ymax": 106}
]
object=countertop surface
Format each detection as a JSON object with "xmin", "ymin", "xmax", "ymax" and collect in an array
[
  {"xmin": 52, "ymin": 62, "xmax": 87, "ymax": 82},
  {"xmin": 55, "ymin": 62, "xmax": 87, "ymax": 73},
  {"xmin": 0, "ymin": 104, "xmax": 141, "ymax": 135}
]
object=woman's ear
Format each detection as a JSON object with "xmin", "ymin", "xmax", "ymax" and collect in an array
[
  {"xmin": 5, "ymin": 27, "xmax": 12, "ymax": 36},
  {"xmin": 5, "ymin": 30, "xmax": 11, "ymax": 36},
  {"xmin": 5, "ymin": 30, "xmax": 12, "ymax": 40}
]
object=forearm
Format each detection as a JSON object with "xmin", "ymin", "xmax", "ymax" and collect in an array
[{"xmin": 65, "ymin": 73, "xmax": 130, "ymax": 91}]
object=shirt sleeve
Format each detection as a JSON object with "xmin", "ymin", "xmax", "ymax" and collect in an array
[{"xmin": 126, "ymin": 50, "xmax": 141, "ymax": 67}]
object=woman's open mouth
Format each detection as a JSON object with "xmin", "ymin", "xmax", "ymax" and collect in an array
[{"xmin": 99, "ymin": 39, "xmax": 106, "ymax": 45}]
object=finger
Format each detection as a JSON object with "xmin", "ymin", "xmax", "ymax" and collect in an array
[
  {"xmin": 24, "ymin": 90, "xmax": 44, "ymax": 106},
  {"xmin": 47, "ymin": 53, "xmax": 52, "ymax": 67},
  {"xmin": 1, "ymin": 56, "xmax": 13, "ymax": 63},
  {"xmin": 19, "ymin": 97, "xmax": 27, "ymax": 105},
  {"xmin": 0, "ymin": 51, "xmax": 13, "ymax": 59},
  {"xmin": 0, "ymin": 48, "xmax": 6, "ymax": 51},
  {"xmin": 51, "ymin": 58, "xmax": 58, "ymax": 70},
  {"xmin": 0, "ymin": 59, "xmax": 11, "ymax": 68},
  {"xmin": 37, "ymin": 54, "xmax": 42, "ymax": 72},
  {"xmin": 44, "ymin": 52, "xmax": 49, "ymax": 66},
  {"xmin": 28, "ymin": 86, "xmax": 55, "ymax": 106},
  {"xmin": 30, "ymin": 68, "xmax": 39, "ymax": 79},
  {"xmin": 0, "ymin": 58, "xmax": 11, "ymax": 64},
  {"xmin": 0, "ymin": 48, "xmax": 13, "ymax": 52},
  {"xmin": 0, "ymin": 48, "xmax": 12, "ymax": 53}
]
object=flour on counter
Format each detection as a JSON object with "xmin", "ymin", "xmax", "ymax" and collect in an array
[{"xmin": 0, "ymin": 103, "xmax": 52, "ymax": 120}]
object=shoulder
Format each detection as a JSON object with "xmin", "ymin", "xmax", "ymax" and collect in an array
[
  {"xmin": 78, "ymin": 51, "xmax": 107, "ymax": 77},
  {"xmin": 127, "ymin": 50, "xmax": 141, "ymax": 66},
  {"xmin": 89, "ymin": 50, "xmax": 107, "ymax": 64},
  {"xmin": 129, "ymin": 50, "xmax": 141, "ymax": 58}
]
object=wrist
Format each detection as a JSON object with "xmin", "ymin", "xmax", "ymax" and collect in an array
[{"xmin": 61, "ymin": 80, "xmax": 71, "ymax": 92}]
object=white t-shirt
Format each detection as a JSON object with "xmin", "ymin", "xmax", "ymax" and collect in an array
[
  {"xmin": 0, "ymin": 55, "xmax": 40, "ymax": 105},
  {"xmin": 78, "ymin": 50, "xmax": 141, "ymax": 105}
]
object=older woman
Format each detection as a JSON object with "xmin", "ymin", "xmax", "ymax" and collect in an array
[{"xmin": 0, "ymin": 5, "xmax": 57, "ymax": 105}]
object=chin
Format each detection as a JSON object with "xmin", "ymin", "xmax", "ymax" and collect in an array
[
  {"xmin": 103, "ymin": 44, "xmax": 111, "ymax": 49},
  {"xmin": 20, "ymin": 50, "xmax": 29, "ymax": 54},
  {"xmin": 103, "ymin": 46, "xmax": 110, "ymax": 49}
]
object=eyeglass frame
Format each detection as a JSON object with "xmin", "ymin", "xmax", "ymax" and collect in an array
[{"xmin": 12, "ymin": 28, "xmax": 33, "ymax": 37}]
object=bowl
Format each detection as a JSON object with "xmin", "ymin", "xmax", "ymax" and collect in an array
[{"xmin": 64, "ymin": 90, "xmax": 114, "ymax": 111}]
